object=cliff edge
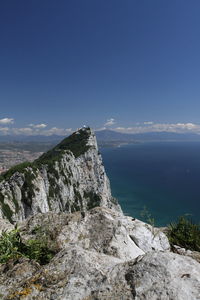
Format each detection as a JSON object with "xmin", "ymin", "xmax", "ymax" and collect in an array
[{"xmin": 0, "ymin": 127, "xmax": 119, "ymax": 223}]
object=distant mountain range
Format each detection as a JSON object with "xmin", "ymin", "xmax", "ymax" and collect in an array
[
  {"xmin": 1, "ymin": 130, "xmax": 200, "ymax": 144},
  {"xmin": 96, "ymin": 130, "xmax": 200, "ymax": 142}
]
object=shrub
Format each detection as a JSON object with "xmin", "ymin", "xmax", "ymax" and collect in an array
[
  {"xmin": 0, "ymin": 229, "xmax": 22, "ymax": 263},
  {"xmin": 167, "ymin": 216, "xmax": 200, "ymax": 251},
  {"xmin": 84, "ymin": 191, "xmax": 101, "ymax": 210},
  {"xmin": 25, "ymin": 238, "xmax": 55, "ymax": 265},
  {"xmin": 0, "ymin": 228, "xmax": 56, "ymax": 265},
  {"xmin": 0, "ymin": 162, "xmax": 34, "ymax": 182},
  {"xmin": 0, "ymin": 192, "xmax": 14, "ymax": 224},
  {"xmin": 36, "ymin": 127, "xmax": 91, "ymax": 165}
]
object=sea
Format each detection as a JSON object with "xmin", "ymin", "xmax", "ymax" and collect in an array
[{"xmin": 100, "ymin": 142, "xmax": 200, "ymax": 227}]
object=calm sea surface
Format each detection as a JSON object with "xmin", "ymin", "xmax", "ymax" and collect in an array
[{"xmin": 100, "ymin": 142, "xmax": 200, "ymax": 226}]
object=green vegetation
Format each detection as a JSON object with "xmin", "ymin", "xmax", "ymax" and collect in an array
[
  {"xmin": 84, "ymin": 191, "xmax": 101, "ymax": 210},
  {"xmin": 0, "ymin": 165, "xmax": 37, "ymax": 219},
  {"xmin": 36, "ymin": 127, "xmax": 91, "ymax": 165},
  {"xmin": 0, "ymin": 228, "xmax": 57, "ymax": 265},
  {"xmin": 25, "ymin": 238, "xmax": 55, "ymax": 265},
  {"xmin": 0, "ymin": 229, "xmax": 22, "ymax": 263},
  {"xmin": 48, "ymin": 175, "xmax": 57, "ymax": 198},
  {"xmin": 0, "ymin": 162, "xmax": 34, "ymax": 182},
  {"xmin": 10, "ymin": 189, "xmax": 19, "ymax": 213},
  {"xmin": 1, "ymin": 203, "xmax": 13, "ymax": 223},
  {"xmin": 71, "ymin": 185, "xmax": 83, "ymax": 212},
  {"xmin": 167, "ymin": 216, "xmax": 200, "ymax": 251},
  {"xmin": 0, "ymin": 128, "xmax": 93, "ymax": 220},
  {"xmin": 19, "ymin": 170, "xmax": 37, "ymax": 210},
  {"xmin": 60, "ymin": 169, "xmax": 71, "ymax": 185},
  {"xmin": 54, "ymin": 127, "xmax": 91, "ymax": 158},
  {"xmin": 0, "ymin": 128, "xmax": 91, "ymax": 184},
  {"xmin": 0, "ymin": 192, "xmax": 13, "ymax": 223},
  {"xmin": 23, "ymin": 170, "xmax": 37, "ymax": 199}
]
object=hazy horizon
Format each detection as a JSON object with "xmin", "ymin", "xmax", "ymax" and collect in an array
[{"xmin": 1, "ymin": 1, "xmax": 200, "ymax": 135}]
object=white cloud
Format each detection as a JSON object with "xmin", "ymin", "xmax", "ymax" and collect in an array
[
  {"xmin": 95, "ymin": 127, "xmax": 107, "ymax": 131},
  {"xmin": 12, "ymin": 127, "xmax": 34, "ymax": 135},
  {"xmin": 0, "ymin": 126, "xmax": 72, "ymax": 136},
  {"xmin": 0, "ymin": 127, "xmax": 9, "ymax": 135},
  {"xmin": 113, "ymin": 122, "xmax": 200, "ymax": 134},
  {"xmin": 115, "ymin": 127, "xmax": 133, "ymax": 131},
  {"xmin": 29, "ymin": 123, "xmax": 47, "ymax": 129},
  {"xmin": 104, "ymin": 118, "xmax": 116, "ymax": 126},
  {"xmin": 42, "ymin": 127, "xmax": 72, "ymax": 136},
  {"xmin": 0, "ymin": 118, "xmax": 14, "ymax": 124},
  {"xmin": 0, "ymin": 127, "xmax": 9, "ymax": 131},
  {"xmin": 1, "ymin": 120, "xmax": 200, "ymax": 137},
  {"xmin": 175, "ymin": 123, "xmax": 196, "ymax": 129},
  {"xmin": 115, "ymin": 127, "xmax": 126, "ymax": 130},
  {"xmin": 144, "ymin": 121, "xmax": 154, "ymax": 125}
]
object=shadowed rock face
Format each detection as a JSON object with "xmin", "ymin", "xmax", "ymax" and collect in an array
[
  {"xmin": 0, "ymin": 208, "xmax": 199, "ymax": 300},
  {"xmin": 0, "ymin": 127, "xmax": 119, "ymax": 223}
]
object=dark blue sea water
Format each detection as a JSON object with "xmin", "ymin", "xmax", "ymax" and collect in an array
[{"xmin": 100, "ymin": 142, "xmax": 200, "ymax": 226}]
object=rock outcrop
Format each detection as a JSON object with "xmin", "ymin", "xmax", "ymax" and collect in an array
[
  {"xmin": 0, "ymin": 127, "xmax": 119, "ymax": 223},
  {"xmin": 0, "ymin": 127, "xmax": 199, "ymax": 300},
  {"xmin": 0, "ymin": 208, "xmax": 199, "ymax": 300}
]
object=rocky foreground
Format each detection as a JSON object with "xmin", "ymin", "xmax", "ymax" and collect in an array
[
  {"xmin": 0, "ymin": 128, "xmax": 199, "ymax": 300},
  {"xmin": 0, "ymin": 208, "xmax": 200, "ymax": 300}
]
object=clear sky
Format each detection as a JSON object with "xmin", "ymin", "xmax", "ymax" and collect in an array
[{"xmin": 1, "ymin": 0, "xmax": 200, "ymax": 135}]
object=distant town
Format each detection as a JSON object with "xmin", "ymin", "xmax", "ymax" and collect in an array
[
  {"xmin": 0, "ymin": 149, "xmax": 43, "ymax": 174},
  {"xmin": 0, "ymin": 141, "xmax": 57, "ymax": 174}
]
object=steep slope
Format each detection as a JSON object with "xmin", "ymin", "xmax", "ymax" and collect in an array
[{"xmin": 0, "ymin": 127, "xmax": 119, "ymax": 223}]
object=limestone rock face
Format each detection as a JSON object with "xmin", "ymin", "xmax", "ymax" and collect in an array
[
  {"xmin": 173, "ymin": 245, "xmax": 200, "ymax": 263},
  {"xmin": 19, "ymin": 207, "xmax": 170, "ymax": 262},
  {"xmin": 129, "ymin": 218, "xmax": 170, "ymax": 252},
  {"xmin": 0, "ymin": 127, "xmax": 199, "ymax": 300},
  {"xmin": 0, "ymin": 208, "xmax": 199, "ymax": 300},
  {"xmin": 126, "ymin": 251, "xmax": 200, "ymax": 300},
  {"xmin": 0, "ymin": 128, "xmax": 119, "ymax": 223}
]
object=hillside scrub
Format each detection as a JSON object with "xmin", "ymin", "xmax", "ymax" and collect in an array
[
  {"xmin": 0, "ymin": 162, "xmax": 34, "ymax": 182},
  {"xmin": 0, "ymin": 127, "xmax": 92, "ymax": 184},
  {"xmin": 0, "ymin": 228, "xmax": 57, "ymax": 265},
  {"xmin": 167, "ymin": 216, "xmax": 200, "ymax": 252}
]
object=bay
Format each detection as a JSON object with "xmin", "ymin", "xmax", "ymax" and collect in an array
[{"xmin": 100, "ymin": 142, "xmax": 200, "ymax": 226}]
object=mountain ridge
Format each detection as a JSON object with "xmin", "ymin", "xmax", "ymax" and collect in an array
[
  {"xmin": 0, "ymin": 127, "xmax": 119, "ymax": 223},
  {"xmin": 96, "ymin": 129, "xmax": 200, "ymax": 142},
  {"xmin": 2, "ymin": 129, "xmax": 200, "ymax": 143}
]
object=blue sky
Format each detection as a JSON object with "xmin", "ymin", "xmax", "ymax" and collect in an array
[{"xmin": 1, "ymin": 0, "xmax": 200, "ymax": 135}]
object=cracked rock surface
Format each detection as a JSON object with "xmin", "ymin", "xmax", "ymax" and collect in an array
[{"xmin": 0, "ymin": 208, "xmax": 199, "ymax": 300}]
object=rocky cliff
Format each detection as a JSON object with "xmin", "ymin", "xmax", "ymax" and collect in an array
[
  {"xmin": 0, "ymin": 128, "xmax": 199, "ymax": 300},
  {"xmin": 0, "ymin": 208, "xmax": 199, "ymax": 300},
  {"xmin": 0, "ymin": 127, "xmax": 119, "ymax": 223}
]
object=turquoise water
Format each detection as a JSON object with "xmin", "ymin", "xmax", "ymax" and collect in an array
[{"xmin": 100, "ymin": 142, "xmax": 200, "ymax": 226}]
